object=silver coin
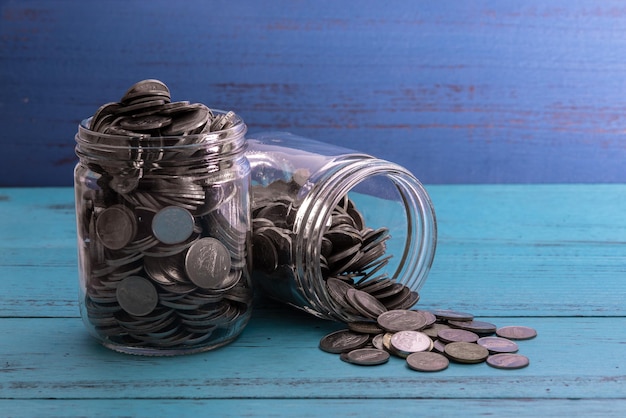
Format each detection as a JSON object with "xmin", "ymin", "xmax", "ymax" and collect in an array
[
  {"xmin": 152, "ymin": 206, "xmax": 195, "ymax": 245},
  {"xmin": 115, "ymin": 276, "xmax": 159, "ymax": 317},
  {"xmin": 448, "ymin": 319, "xmax": 497, "ymax": 336},
  {"xmin": 486, "ymin": 353, "xmax": 530, "ymax": 369},
  {"xmin": 345, "ymin": 288, "xmax": 387, "ymax": 319},
  {"xmin": 319, "ymin": 329, "xmax": 369, "ymax": 354},
  {"xmin": 495, "ymin": 325, "xmax": 538, "ymax": 340},
  {"xmin": 347, "ymin": 321, "xmax": 384, "ymax": 335},
  {"xmin": 121, "ymin": 79, "xmax": 171, "ymax": 103},
  {"xmin": 161, "ymin": 104, "xmax": 211, "ymax": 135},
  {"xmin": 390, "ymin": 331, "xmax": 432, "ymax": 357},
  {"xmin": 437, "ymin": 328, "xmax": 479, "ymax": 344},
  {"xmin": 252, "ymin": 233, "xmax": 279, "ymax": 273},
  {"xmin": 422, "ymin": 322, "xmax": 451, "ymax": 339},
  {"xmin": 185, "ymin": 238, "xmax": 232, "ymax": 290},
  {"xmin": 118, "ymin": 114, "xmax": 172, "ymax": 132},
  {"xmin": 371, "ymin": 333, "xmax": 385, "ymax": 350},
  {"xmin": 95, "ymin": 205, "xmax": 137, "ymax": 250},
  {"xmin": 477, "ymin": 336, "xmax": 519, "ymax": 353},
  {"xmin": 406, "ymin": 351, "xmax": 449, "ymax": 372},
  {"xmin": 377, "ymin": 309, "xmax": 428, "ymax": 332},
  {"xmin": 433, "ymin": 309, "xmax": 474, "ymax": 322},
  {"xmin": 340, "ymin": 348, "xmax": 390, "ymax": 366}
]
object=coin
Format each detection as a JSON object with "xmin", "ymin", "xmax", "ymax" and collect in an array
[
  {"xmin": 477, "ymin": 336, "xmax": 519, "ymax": 353},
  {"xmin": 115, "ymin": 276, "xmax": 159, "ymax": 317},
  {"xmin": 95, "ymin": 205, "xmax": 137, "ymax": 250},
  {"xmin": 390, "ymin": 331, "xmax": 432, "ymax": 357},
  {"xmin": 432, "ymin": 309, "xmax": 474, "ymax": 322},
  {"xmin": 118, "ymin": 114, "xmax": 172, "ymax": 131},
  {"xmin": 371, "ymin": 333, "xmax": 385, "ymax": 350},
  {"xmin": 121, "ymin": 79, "xmax": 171, "ymax": 103},
  {"xmin": 432, "ymin": 339, "xmax": 447, "ymax": 354},
  {"xmin": 444, "ymin": 342, "xmax": 489, "ymax": 364},
  {"xmin": 486, "ymin": 353, "xmax": 530, "ymax": 369},
  {"xmin": 448, "ymin": 319, "xmax": 497, "ymax": 335},
  {"xmin": 348, "ymin": 321, "xmax": 384, "ymax": 335},
  {"xmin": 345, "ymin": 288, "xmax": 387, "ymax": 319},
  {"xmin": 406, "ymin": 351, "xmax": 449, "ymax": 372},
  {"xmin": 340, "ymin": 348, "xmax": 390, "ymax": 366},
  {"xmin": 152, "ymin": 206, "xmax": 195, "ymax": 245},
  {"xmin": 377, "ymin": 309, "xmax": 428, "ymax": 332},
  {"xmin": 422, "ymin": 322, "xmax": 450, "ymax": 339},
  {"xmin": 496, "ymin": 326, "xmax": 537, "ymax": 340},
  {"xmin": 437, "ymin": 328, "xmax": 479, "ymax": 344},
  {"xmin": 252, "ymin": 233, "xmax": 279, "ymax": 273},
  {"xmin": 161, "ymin": 104, "xmax": 211, "ymax": 135},
  {"xmin": 185, "ymin": 238, "xmax": 232, "ymax": 290},
  {"xmin": 319, "ymin": 329, "xmax": 370, "ymax": 354}
]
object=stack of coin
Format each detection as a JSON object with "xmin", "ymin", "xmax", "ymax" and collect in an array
[
  {"xmin": 319, "ymin": 308, "xmax": 536, "ymax": 370},
  {"xmin": 76, "ymin": 80, "xmax": 252, "ymax": 352},
  {"xmin": 251, "ymin": 177, "xmax": 418, "ymax": 320}
]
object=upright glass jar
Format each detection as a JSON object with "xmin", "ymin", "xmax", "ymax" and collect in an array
[
  {"xmin": 246, "ymin": 132, "xmax": 437, "ymax": 323},
  {"xmin": 74, "ymin": 110, "xmax": 252, "ymax": 355}
]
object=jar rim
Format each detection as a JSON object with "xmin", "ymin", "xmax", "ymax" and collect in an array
[
  {"xmin": 293, "ymin": 157, "xmax": 437, "ymax": 321},
  {"xmin": 77, "ymin": 109, "xmax": 247, "ymax": 150}
]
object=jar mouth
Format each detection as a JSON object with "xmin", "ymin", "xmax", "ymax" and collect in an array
[
  {"xmin": 77, "ymin": 109, "xmax": 246, "ymax": 149},
  {"xmin": 75, "ymin": 110, "xmax": 247, "ymax": 168},
  {"xmin": 293, "ymin": 158, "xmax": 437, "ymax": 321}
]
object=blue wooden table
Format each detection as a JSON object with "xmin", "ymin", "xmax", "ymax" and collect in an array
[{"xmin": 1, "ymin": 185, "xmax": 625, "ymax": 417}]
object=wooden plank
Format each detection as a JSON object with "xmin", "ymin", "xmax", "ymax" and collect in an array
[
  {"xmin": 0, "ymin": 315, "xmax": 625, "ymax": 400},
  {"xmin": 1, "ymin": 185, "xmax": 626, "ymax": 317},
  {"xmin": 3, "ymin": 399, "xmax": 626, "ymax": 418},
  {"xmin": 2, "ymin": 1, "xmax": 626, "ymax": 185}
]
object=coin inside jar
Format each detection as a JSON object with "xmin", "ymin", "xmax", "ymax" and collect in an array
[
  {"xmin": 184, "ymin": 237, "xmax": 232, "ymax": 290},
  {"xmin": 95, "ymin": 205, "xmax": 137, "ymax": 250},
  {"xmin": 152, "ymin": 206, "xmax": 195, "ymax": 245},
  {"xmin": 115, "ymin": 275, "xmax": 159, "ymax": 317}
]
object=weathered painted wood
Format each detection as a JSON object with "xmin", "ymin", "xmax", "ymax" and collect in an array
[
  {"xmin": 1, "ymin": 185, "xmax": 625, "ymax": 415},
  {"xmin": 0, "ymin": 316, "xmax": 624, "ymax": 400},
  {"xmin": 3, "ymin": 399, "xmax": 626, "ymax": 418},
  {"xmin": 2, "ymin": 186, "xmax": 625, "ymax": 317},
  {"xmin": 2, "ymin": 1, "xmax": 626, "ymax": 185}
]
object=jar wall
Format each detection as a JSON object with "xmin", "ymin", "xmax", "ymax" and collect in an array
[
  {"xmin": 247, "ymin": 132, "xmax": 437, "ymax": 322},
  {"xmin": 74, "ymin": 112, "xmax": 252, "ymax": 355}
]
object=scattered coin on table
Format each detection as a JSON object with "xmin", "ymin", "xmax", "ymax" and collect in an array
[{"xmin": 319, "ymin": 308, "xmax": 536, "ymax": 372}]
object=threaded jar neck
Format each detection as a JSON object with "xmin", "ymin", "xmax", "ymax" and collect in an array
[
  {"xmin": 76, "ymin": 110, "xmax": 247, "ymax": 170},
  {"xmin": 293, "ymin": 156, "xmax": 437, "ymax": 322}
]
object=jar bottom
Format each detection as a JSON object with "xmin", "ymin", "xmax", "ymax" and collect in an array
[{"xmin": 97, "ymin": 312, "xmax": 251, "ymax": 356}]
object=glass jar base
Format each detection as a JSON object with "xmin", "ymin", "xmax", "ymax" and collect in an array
[{"xmin": 101, "ymin": 337, "xmax": 239, "ymax": 356}]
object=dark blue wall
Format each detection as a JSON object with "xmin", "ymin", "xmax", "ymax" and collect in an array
[{"xmin": 2, "ymin": 0, "xmax": 625, "ymax": 186}]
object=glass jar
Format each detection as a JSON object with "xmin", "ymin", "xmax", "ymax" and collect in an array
[
  {"xmin": 74, "ymin": 110, "xmax": 252, "ymax": 355},
  {"xmin": 246, "ymin": 132, "xmax": 437, "ymax": 323}
]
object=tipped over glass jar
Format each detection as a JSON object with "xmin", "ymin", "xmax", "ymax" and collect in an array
[{"xmin": 246, "ymin": 132, "xmax": 437, "ymax": 323}]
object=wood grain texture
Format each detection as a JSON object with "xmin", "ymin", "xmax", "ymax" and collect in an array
[
  {"xmin": 1, "ymin": 185, "xmax": 625, "ymax": 416},
  {"xmin": 2, "ymin": 1, "xmax": 626, "ymax": 185}
]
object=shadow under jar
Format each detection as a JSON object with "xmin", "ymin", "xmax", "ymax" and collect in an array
[
  {"xmin": 74, "ymin": 110, "xmax": 252, "ymax": 355},
  {"xmin": 246, "ymin": 132, "xmax": 437, "ymax": 323}
]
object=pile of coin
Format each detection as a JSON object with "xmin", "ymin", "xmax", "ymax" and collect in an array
[
  {"xmin": 319, "ymin": 308, "xmax": 536, "ymax": 370},
  {"xmin": 251, "ymin": 177, "xmax": 418, "ymax": 320},
  {"xmin": 76, "ymin": 80, "xmax": 252, "ymax": 350}
]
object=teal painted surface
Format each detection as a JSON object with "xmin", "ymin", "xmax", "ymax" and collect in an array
[
  {"xmin": 2, "ymin": 1, "xmax": 626, "ymax": 185},
  {"xmin": 1, "ymin": 185, "xmax": 625, "ymax": 416}
]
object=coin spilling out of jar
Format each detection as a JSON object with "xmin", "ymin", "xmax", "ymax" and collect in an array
[
  {"xmin": 319, "ymin": 308, "xmax": 536, "ymax": 371},
  {"xmin": 74, "ymin": 79, "xmax": 252, "ymax": 355}
]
